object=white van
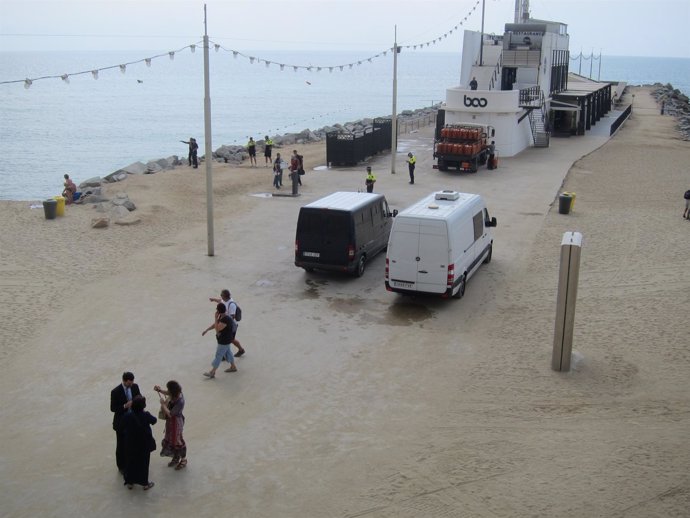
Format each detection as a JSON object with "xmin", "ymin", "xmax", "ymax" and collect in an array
[{"xmin": 385, "ymin": 190, "xmax": 497, "ymax": 298}]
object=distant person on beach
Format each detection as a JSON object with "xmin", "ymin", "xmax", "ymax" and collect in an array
[
  {"xmin": 290, "ymin": 149, "xmax": 303, "ymax": 186},
  {"xmin": 365, "ymin": 166, "xmax": 376, "ymax": 193},
  {"xmin": 273, "ymin": 153, "xmax": 283, "ymax": 189},
  {"xmin": 264, "ymin": 135, "xmax": 274, "ymax": 167},
  {"xmin": 209, "ymin": 289, "xmax": 245, "ymax": 357},
  {"xmin": 62, "ymin": 174, "xmax": 77, "ymax": 204},
  {"xmin": 155, "ymin": 380, "xmax": 187, "ymax": 471},
  {"xmin": 684, "ymin": 189, "xmax": 690, "ymax": 219},
  {"xmin": 180, "ymin": 138, "xmax": 198, "ymax": 168},
  {"xmin": 121, "ymin": 395, "xmax": 157, "ymax": 490},
  {"xmin": 406, "ymin": 152, "xmax": 416, "ymax": 184},
  {"xmin": 201, "ymin": 302, "xmax": 238, "ymax": 378},
  {"xmin": 247, "ymin": 137, "xmax": 257, "ymax": 167},
  {"xmin": 469, "ymin": 77, "xmax": 478, "ymax": 90},
  {"xmin": 111, "ymin": 371, "xmax": 141, "ymax": 475}
]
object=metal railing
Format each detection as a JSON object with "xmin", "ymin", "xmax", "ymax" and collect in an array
[
  {"xmin": 398, "ymin": 112, "xmax": 437, "ymax": 135},
  {"xmin": 610, "ymin": 104, "xmax": 632, "ymax": 136}
]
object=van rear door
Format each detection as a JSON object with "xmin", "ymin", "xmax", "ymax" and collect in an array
[
  {"xmin": 415, "ymin": 220, "xmax": 449, "ymax": 294},
  {"xmin": 388, "ymin": 218, "xmax": 448, "ymax": 294},
  {"xmin": 296, "ymin": 209, "xmax": 351, "ymax": 266},
  {"xmin": 387, "ymin": 218, "xmax": 420, "ymax": 290}
]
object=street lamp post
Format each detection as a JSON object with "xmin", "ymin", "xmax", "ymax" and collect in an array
[
  {"xmin": 203, "ymin": 4, "xmax": 214, "ymax": 256},
  {"xmin": 391, "ymin": 26, "xmax": 398, "ymax": 175}
]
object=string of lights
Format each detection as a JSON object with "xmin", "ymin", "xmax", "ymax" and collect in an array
[
  {"xmin": 226, "ymin": 107, "xmax": 352, "ymax": 147},
  {"xmin": 1, "ymin": 0, "xmax": 480, "ymax": 88},
  {"xmin": 570, "ymin": 52, "xmax": 601, "ymax": 61}
]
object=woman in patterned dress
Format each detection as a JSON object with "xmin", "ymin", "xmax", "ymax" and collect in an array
[{"xmin": 154, "ymin": 380, "xmax": 187, "ymax": 470}]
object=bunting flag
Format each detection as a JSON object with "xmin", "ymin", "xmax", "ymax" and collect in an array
[{"xmin": 3, "ymin": 0, "xmax": 482, "ymax": 88}]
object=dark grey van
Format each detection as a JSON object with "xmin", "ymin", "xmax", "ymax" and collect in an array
[{"xmin": 295, "ymin": 192, "xmax": 396, "ymax": 276}]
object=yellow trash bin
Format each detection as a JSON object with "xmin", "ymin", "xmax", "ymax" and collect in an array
[
  {"xmin": 562, "ymin": 191, "xmax": 576, "ymax": 211},
  {"xmin": 53, "ymin": 195, "xmax": 65, "ymax": 216}
]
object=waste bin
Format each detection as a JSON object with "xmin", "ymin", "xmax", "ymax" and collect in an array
[
  {"xmin": 558, "ymin": 193, "xmax": 572, "ymax": 215},
  {"xmin": 53, "ymin": 195, "xmax": 65, "ymax": 216},
  {"xmin": 43, "ymin": 199, "xmax": 58, "ymax": 220},
  {"xmin": 562, "ymin": 191, "xmax": 576, "ymax": 210}
]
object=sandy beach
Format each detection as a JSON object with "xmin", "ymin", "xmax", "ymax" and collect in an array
[{"xmin": 1, "ymin": 86, "xmax": 689, "ymax": 517}]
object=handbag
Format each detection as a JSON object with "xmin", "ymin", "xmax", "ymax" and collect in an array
[{"xmin": 158, "ymin": 398, "xmax": 169, "ymax": 420}]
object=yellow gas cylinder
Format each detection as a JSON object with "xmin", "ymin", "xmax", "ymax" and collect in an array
[{"xmin": 53, "ymin": 195, "xmax": 65, "ymax": 216}]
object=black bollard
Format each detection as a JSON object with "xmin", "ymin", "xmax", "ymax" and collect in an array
[{"xmin": 291, "ymin": 172, "xmax": 299, "ymax": 196}]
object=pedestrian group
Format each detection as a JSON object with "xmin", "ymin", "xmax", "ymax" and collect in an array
[{"xmin": 110, "ymin": 287, "xmax": 244, "ymax": 491}]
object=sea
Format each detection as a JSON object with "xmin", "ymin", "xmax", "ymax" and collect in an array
[{"xmin": 1, "ymin": 50, "xmax": 689, "ymax": 201}]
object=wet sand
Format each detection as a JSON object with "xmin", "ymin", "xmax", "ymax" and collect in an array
[{"xmin": 1, "ymin": 86, "xmax": 689, "ymax": 517}]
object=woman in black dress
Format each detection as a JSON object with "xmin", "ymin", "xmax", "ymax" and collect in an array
[{"xmin": 122, "ymin": 395, "xmax": 157, "ymax": 490}]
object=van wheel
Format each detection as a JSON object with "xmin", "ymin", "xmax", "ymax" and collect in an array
[
  {"xmin": 303, "ymin": 267, "xmax": 315, "ymax": 273},
  {"xmin": 355, "ymin": 256, "xmax": 366, "ymax": 277},
  {"xmin": 453, "ymin": 275, "xmax": 466, "ymax": 299},
  {"xmin": 483, "ymin": 244, "xmax": 493, "ymax": 264}
]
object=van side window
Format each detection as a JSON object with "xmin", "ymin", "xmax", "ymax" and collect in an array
[{"xmin": 472, "ymin": 212, "xmax": 484, "ymax": 241}]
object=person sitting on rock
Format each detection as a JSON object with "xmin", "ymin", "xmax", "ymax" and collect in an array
[{"xmin": 62, "ymin": 174, "xmax": 77, "ymax": 204}]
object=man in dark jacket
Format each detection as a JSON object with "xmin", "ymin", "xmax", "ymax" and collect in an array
[{"xmin": 111, "ymin": 371, "xmax": 141, "ymax": 474}]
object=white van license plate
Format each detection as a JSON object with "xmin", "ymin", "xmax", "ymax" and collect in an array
[
  {"xmin": 303, "ymin": 251, "xmax": 320, "ymax": 258},
  {"xmin": 393, "ymin": 281, "xmax": 414, "ymax": 288}
]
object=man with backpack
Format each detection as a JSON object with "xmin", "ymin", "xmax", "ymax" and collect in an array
[
  {"xmin": 209, "ymin": 289, "xmax": 245, "ymax": 357},
  {"xmin": 290, "ymin": 149, "xmax": 303, "ymax": 186},
  {"xmin": 684, "ymin": 189, "xmax": 690, "ymax": 219}
]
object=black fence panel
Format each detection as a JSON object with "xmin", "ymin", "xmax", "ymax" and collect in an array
[{"xmin": 326, "ymin": 118, "xmax": 394, "ymax": 166}]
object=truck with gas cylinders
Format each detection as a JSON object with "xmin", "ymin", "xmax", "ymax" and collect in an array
[{"xmin": 433, "ymin": 124, "xmax": 490, "ymax": 173}]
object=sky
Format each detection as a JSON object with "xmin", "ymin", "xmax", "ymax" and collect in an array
[{"xmin": 0, "ymin": 0, "xmax": 688, "ymax": 58}]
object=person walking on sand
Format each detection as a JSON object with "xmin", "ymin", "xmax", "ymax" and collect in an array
[
  {"xmin": 180, "ymin": 138, "xmax": 199, "ymax": 168},
  {"xmin": 365, "ymin": 166, "xmax": 376, "ymax": 193},
  {"xmin": 273, "ymin": 153, "xmax": 283, "ymax": 189},
  {"xmin": 202, "ymin": 303, "xmax": 238, "ymax": 378},
  {"xmin": 209, "ymin": 289, "xmax": 245, "ymax": 357},
  {"xmin": 406, "ymin": 153, "xmax": 416, "ymax": 184},
  {"xmin": 155, "ymin": 380, "xmax": 187, "ymax": 471},
  {"xmin": 111, "ymin": 371, "xmax": 142, "ymax": 475},
  {"xmin": 684, "ymin": 189, "xmax": 690, "ymax": 219},
  {"xmin": 247, "ymin": 137, "xmax": 257, "ymax": 167},
  {"xmin": 62, "ymin": 173, "xmax": 77, "ymax": 204},
  {"xmin": 264, "ymin": 135, "xmax": 274, "ymax": 167},
  {"xmin": 122, "ymin": 395, "xmax": 157, "ymax": 490}
]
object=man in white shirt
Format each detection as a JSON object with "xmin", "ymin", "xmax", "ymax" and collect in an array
[{"xmin": 209, "ymin": 289, "xmax": 245, "ymax": 356}]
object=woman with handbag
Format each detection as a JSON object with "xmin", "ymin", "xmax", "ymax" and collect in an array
[{"xmin": 154, "ymin": 380, "xmax": 187, "ymax": 470}]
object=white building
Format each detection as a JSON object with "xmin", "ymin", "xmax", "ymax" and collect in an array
[{"xmin": 440, "ymin": 3, "xmax": 614, "ymax": 157}]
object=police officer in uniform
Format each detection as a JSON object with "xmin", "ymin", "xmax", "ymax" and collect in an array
[
  {"xmin": 406, "ymin": 152, "xmax": 416, "ymax": 184},
  {"xmin": 365, "ymin": 166, "xmax": 376, "ymax": 193},
  {"xmin": 264, "ymin": 135, "xmax": 274, "ymax": 167}
]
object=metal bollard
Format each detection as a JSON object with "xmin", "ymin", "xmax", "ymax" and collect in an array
[
  {"xmin": 291, "ymin": 172, "xmax": 299, "ymax": 196},
  {"xmin": 552, "ymin": 232, "xmax": 583, "ymax": 372}
]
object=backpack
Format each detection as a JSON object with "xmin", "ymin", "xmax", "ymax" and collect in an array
[
  {"xmin": 684, "ymin": 190, "xmax": 690, "ymax": 200},
  {"xmin": 297, "ymin": 154, "xmax": 305, "ymax": 175},
  {"xmin": 233, "ymin": 303, "xmax": 242, "ymax": 322}
]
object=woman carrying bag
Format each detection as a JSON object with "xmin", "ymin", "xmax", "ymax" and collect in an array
[{"xmin": 154, "ymin": 380, "xmax": 187, "ymax": 470}]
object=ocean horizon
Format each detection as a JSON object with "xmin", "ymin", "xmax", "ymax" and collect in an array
[{"xmin": 1, "ymin": 50, "xmax": 688, "ymax": 201}]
